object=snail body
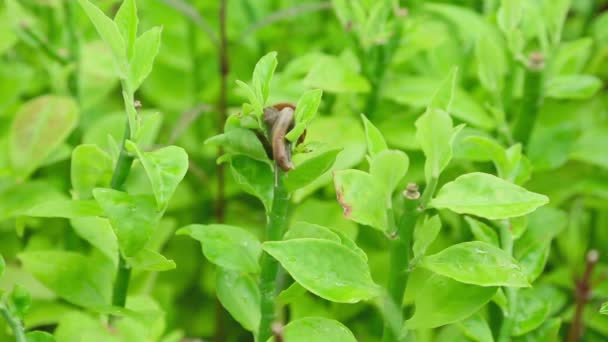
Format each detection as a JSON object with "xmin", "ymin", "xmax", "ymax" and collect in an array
[{"xmin": 263, "ymin": 104, "xmax": 296, "ymax": 172}]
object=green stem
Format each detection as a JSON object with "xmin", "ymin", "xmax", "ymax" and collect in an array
[
  {"xmin": 419, "ymin": 176, "xmax": 438, "ymax": 209},
  {"xmin": 110, "ymin": 104, "xmax": 136, "ymax": 315},
  {"xmin": 0, "ymin": 304, "xmax": 26, "ymax": 342},
  {"xmin": 382, "ymin": 185, "xmax": 420, "ymax": 342},
  {"xmin": 63, "ymin": 0, "xmax": 80, "ymax": 101},
  {"xmin": 497, "ymin": 221, "xmax": 517, "ymax": 342},
  {"xmin": 512, "ymin": 53, "xmax": 544, "ymax": 147},
  {"xmin": 19, "ymin": 24, "xmax": 69, "ymax": 65},
  {"xmin": 257, "ymin": 172, "xmax": 290, "ymax": 342}
]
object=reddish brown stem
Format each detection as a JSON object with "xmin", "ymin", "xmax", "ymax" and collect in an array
[{"xmin": 568, "ymin": 250, "xmax": 599, "ymax": 342}]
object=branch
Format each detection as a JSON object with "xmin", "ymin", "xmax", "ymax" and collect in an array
[
  {"xmin": 168, "ymin": 103, "xmax": 212, "ymax": 145},
  {"xmin": 158, "ymin": 0, "xmax": 219, "ymax": 46},
  {"xmin": 568, "ymin": 250, "xmax": 600, "ymax": 342},
  {"xmin": 241, "ymin": 2, "xmax": 332, "ymax": 37}
]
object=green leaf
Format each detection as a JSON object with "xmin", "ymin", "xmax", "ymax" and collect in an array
[
  {"xmin": 415, "ymin": 108, "xmax": 462, "ymax": 184},
  {"xmin": 126, "ymin": 248, "xmax": 176, "ymax": 271},
  {"xmin": 127, "ymin": 141, "xmax": 188, "ymax": 210},
  {"xmin": 178, "ymin": 224, "xmax": 261, "ymax": 274},
  {"xmin": 0, "ymin": 181, "xmax": 64, "ymax": 221},
  {"xmin": 286, "ymin": 89, "xmax": 323, "ymax": 142},
  {"xmin": 544, "ymin": 75, "xmax": 602, "ymax": 99},
  {"xmin": 205, "ymin": 128, "xmax": 269, "ymax": 163},
  {"xmin": 93, "ymin": 188, "xmax": 159, "ymax": 257},
  {"xmin": 26, "ymin": 331, "xmax": 55, "ymax": 342},
  {"xmin": 497, "ymin": 0, "xmax": 523, "ymax": 32},
  {"xmin": 601, "ymin": 302, "xmax": 608, "ymax": 315},
  {"xmin": 430, "ymin": 173, "xmax": 549, "ymax": 220},
  {"xmin": 19, "ymin": 251, "xmax": 112, "ymax": 308},
  {"xmin": 19, "ymin": 199, "xmax": 103, "ymax": 218},
  {"xmin": 406, "ymin": 274, "xmax": 497, "ymax": 329},
  {"xmin": 284, "ymin": 148, "xmax": 341, "ymax": 192},
  {"xmin": 512, "ymin": 288, "xmax": 550, "ymax": 336},
  {"xmin": 253, "ymin": 51, "xmax": 278, "ymax": 106},
  {"xmin": 129, "ymin": 26, "xmax": 162, "ymax": 90},
  {"xmin": 71, "ymin": 144, "xmax": 113, "ymax": 199},
  {"xmin": 71, "ymin": 217, "xmax": 118, "ymax": 266},
  {"xmin": 304, "ymin": 55, "xmax": 370, "ymax": 93},
  {"xmin": 229, "ymin": 155, "xmax": 274, "ymax": 212},
  {"xmin": 476, "ymin": 34, "xmax": 506, "ymax": 92},
  {"xmin": 383, "ymin": 77, "xmax": 495, "ymax": 129},
  {"xmin": 457, "ymin": 313, "xmax": 494, "ymax": 342},
  {"xmin": 333, "ymin": 169, "xmax": 388, "ymax": 231},
  {"xmin": 263, "ymin": 239, "xmax": 380, "ymax": 303},
  {"xmin": 216, "ymin": 268, "xmax": 260, "ymax": 332},
  {"xmin": 420, "ymin": 241, "xmax": 530, "ymax": 287},
  {"xmin": 78, "ymin": 0, "xmax": 126, "ymax": 62},
  {"xmin": 268, "ymin": 317, "xmax": 357, "ymax": 342},
  {"xmin": 0, "ymin": 254, "xmax": 4, "ymax": 278},
  {"xmin": 570, "ymin": 126, "xmax": 608, "ymax": 169},
  {"xmin": 465, "ymin": 216, "xmax": 499, "ymax": 246},
  {"xmin": 413, "ymin": 215, "xmax": 442, "ymax": 259},
  {"xmin": 10, "ymin": 95, "xmax": 79, "ymax": 178},
  {"xmin": 114, "ymin": 0, "xmax": 137, "ymax": 58},
  {"xmin": 369, "ymin": 149, "xmax": 409, "ymax": 200},
  {"xmin": 361, "ymin": 115, "xmax": 388, "ymax": 156},
  {"xmin": 429, "ymin": 68, "xmax": 458, "ymax": 113},
  {"xmin": 9, "ymin": 284, "xmax": 31, "ymax": 317},
  {"xmin": 285, "ymin": 222, "xmax": 341, "ymax": 243}
]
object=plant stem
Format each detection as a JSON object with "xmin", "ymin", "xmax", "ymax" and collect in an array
[
  {"xmin": 363, "ymin": 21, "xmax": 403, "ymax": 118},
  {"xmin": 419, "ymin": 176, "xmax": 438, "ymax": 209},
  {"xmin": 216, "ymin": 0, "xmax": 229, "ymax": 225},
  {"xmin": 567, "ymin": 250, "xmax": 599, "ymax": 342},
  {"xmin": 512, "ymin": 52, "xmax": 544, "ymax": 147},
  {"xmin": 258, "ymin": 172, "xmax": 290, "ymax": 342},
  {"xmin": 382, "ymin": 183, "xmax": 420, "ymax": 342},
  {"xmin": 0, "ymin": 304, "xmax": 26, "ymax": 342},
  {"xmin": 110, "ymin": 101, "xmax": 136, "ymax": 315},
  {"xmin": 241, "ymin": 1, "xmax": 332, "ymax": 37},
  {"xmin": 63, "ymin": 0, "xmax": 80, "ymax": 101},
  {"xmin": 19, "ymin": 24, "xmax": 69, "ymax": 65},
  {"xmin": 497, "ymin": 221, "xmax": 516, "ymax": 342}
]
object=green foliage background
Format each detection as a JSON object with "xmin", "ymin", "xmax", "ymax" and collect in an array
[{"xmin": 0, "ymin": 0, "xmax": 608, "ymax": 341}]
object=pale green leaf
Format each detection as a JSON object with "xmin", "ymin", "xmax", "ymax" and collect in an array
[
  {"xmin": 457, "ymin": 313, "xmax": 494, "ymax": 342},
  {"xmin": 19, "ymin": 200, "xmax": 103, "ymax": 219},
  {"xmin": 286, "ymin": 89, "xmax": 323, "ymax": 142},
  {"xmin": 369, "ymin": 149, "xmax": 409, "ymax": 200},
  {"xmin": 127, "ymin": 141, "xmax": 188, "ymax": 209},
  {"xmin": 465, "ymin": 216, "xmax": 499, "ymax": 246},
  {"xmin": 217, "ymin": 268, "xmax": 260, "ymax": 332},
  {"xmin": 406, "ymin": 274, "xmax": 497, "ymax": 329},
  {"xmin": 71, "ymin": 144, "xmax": 113, "ymax": 199},
  {"xmin": 361, "ymin": 114, "xmax": 387, "ymax": 156},
  {"xmin": 10, "ymin": 95, "xmax": 79, "ymax": 178},
  {"xmin": 70, "ymin": 217, "xmax": 118, "ymax": 266},
  {"xmin": 126, "ymin": 248, "xmax": 176, "ymax": 272},
  {"xmin": 19, "ymin": 251, "xmax": 112, "ymax": 309},
  {"xmin": 178, "ymin": 224, "xmax": 261, "ymax": 274},
  {"xmin": 413, "ymin": 215, "xmax": 441, "ymax": 259},
  {"xmin": 93, "ymin": 188, "xmax": 159, "ymax": 257},
  {"xmin": 205, "ymin": 128, "xmax": 270, "ymax": 163},
  {"xmin": 420, "ymin": 241, "xmax": 530, "ymax": 287},
  {"xmin": 284, "ymin": 148, "xmax": 341, "ymax": 192},
  {"xmin": 268, "ymin": 317, "xmax": 357, "ymax": 342},
  {"xmin": 545, "ymin": 75, "xmax": 602, "ymax": 100},
  {"xmin": 263, "ymin": 239, "xmax": 380, "ymax": 303},
  {"xmin": 430, "ymin": 172, "xmax": 549, "ymax": 219},
  {"xmin": 415, "ymin": 108, "xmax": 461, "ymax": 183},
  {"xmin": 78, "ymin": 0, "xmax": 126, "ymax": 62},
  {"xmin": 230, "ymin": 155, "xmax": 274, "ymax": 212},
  {"xmin": 333, "ymin": 169, "xmax": 388, "ymax": 231},
  {"xmin": 114, "ymin": 0, "xmax": 137, "ymax": 58},
  {"xmin": 129, "ymin": 26, "xmax": 162, "ymax": 90},
  {"xmin": 253, "ymin": 51, "xmax": 278, "ymax": 105}
]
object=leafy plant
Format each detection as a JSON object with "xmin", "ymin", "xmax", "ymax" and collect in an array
[{"xmin": 1, "ymin": 0, "xmax": 608, "ymax": 341}]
